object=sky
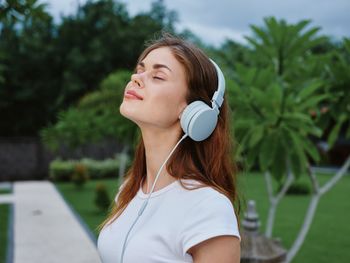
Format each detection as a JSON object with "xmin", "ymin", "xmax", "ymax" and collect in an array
[{"xmin": 44, "ymin": 0, "xmax": 350, "ymax": 46}]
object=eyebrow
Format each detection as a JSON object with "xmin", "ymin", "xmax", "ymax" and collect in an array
[{"xmin": 137, "ymin": 62, "xmax": 172, "ymax": 72}]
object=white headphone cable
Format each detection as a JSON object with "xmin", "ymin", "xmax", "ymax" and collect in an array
[{"xmin": 120, "ymin": 133, "xmax": 188, "ymax": 263}]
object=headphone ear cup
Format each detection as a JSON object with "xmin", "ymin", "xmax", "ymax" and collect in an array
[
  {"xmin": 180, "ymin": 101, "xmax": 218, "ymax": 141},
  {"xmin": 180, "ymin": 101, "xmax": 202, "ymax": 135}
]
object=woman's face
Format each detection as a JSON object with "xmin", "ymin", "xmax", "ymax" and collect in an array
[{"xmin": 120, "ymin": 47, "xmax": 188, "ymax": 130}]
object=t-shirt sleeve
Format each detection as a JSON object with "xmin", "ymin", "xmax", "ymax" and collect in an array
[{"xmin": 179, "ymin": 192, "xmax": 241, "ymax": 257}]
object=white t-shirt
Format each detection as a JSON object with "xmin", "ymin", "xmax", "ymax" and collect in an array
[{"xmin": 97, "ymin": 178, "xmax": 241, "ymax": 263}]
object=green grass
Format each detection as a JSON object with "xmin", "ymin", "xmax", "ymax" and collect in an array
[
  {"xmin": 238, "ymin": 171, "xmax": 350, "ymax": 263},
  {"xmin": 293, "ymin": 173, "xmax": 350, "ymax": 263},
  {"xmin": 55, "ymin": 173, "xmax": 350, "ymax": 262},
  {"xmin": 55, "ymin": 177, "xmax": 121, "ymax": 237},
  {"xmin": 0, "ymin": 204, "xmax": 10, "ymax": 263}
]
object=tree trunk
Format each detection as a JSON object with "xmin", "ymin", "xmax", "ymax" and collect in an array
[
  {"xmin": 286, "ymin": 154, "xmax": 350, "ymax": 263},
  {"xmin": 265, "ymin": 158, "xmax": 294, "ymax": 238},
  {"xmin": 285, "ymin": 193, "xmax": 320, "ymax": 263}
]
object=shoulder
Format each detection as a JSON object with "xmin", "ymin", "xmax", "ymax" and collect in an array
[
  {"xmin": 182, "ymin": 184, "xmax": 237, "ymax": 224},
  {"xmin": 177, "ymin": 179, "xmax": 241, "ymax": 258},
  {"xmin": 178, "ymin": 179, "xmax": 234, "ymax": 210}
]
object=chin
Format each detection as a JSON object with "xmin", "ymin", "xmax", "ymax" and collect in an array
[
  {"xmin": 119, "ymin": 103, "xmax": 140, "ymax": 123},
  {"xmin": 120, "ymin": 103, "xmax": 131, "ymax": 118}
]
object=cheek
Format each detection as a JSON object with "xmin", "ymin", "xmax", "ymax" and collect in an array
[
  {"xmin": 146, "ymin": 94, "xmax": 180, "ymax": 122},
  {"xmin": 154, "ymin": 95, "xmax": 186, "ymax": 122}
]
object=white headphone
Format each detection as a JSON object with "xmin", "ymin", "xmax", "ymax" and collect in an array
[
  {"xmin": 119, "ymin": 59, "xmax": 225, "ymax": 263},
  {"xmin": 180, "ymin": 59, "xmax": 226, "ymax": 141}
]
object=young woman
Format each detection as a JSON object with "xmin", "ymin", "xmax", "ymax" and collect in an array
[{"xmin": 97, "ymin": 33, "xmax": 241, "ymax": 263}]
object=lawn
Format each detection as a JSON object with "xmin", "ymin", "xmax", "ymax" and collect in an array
[
  {"xmin": 55, "ymin": 172, "xmax": 350, "ymax": 263},
  {"xmin": 0, "ymin": 186, "xmax": 11, "ymax": 263},
  {"xmin": 0, "ymin": 204, "xmax": 10, "ymax": 263},
  {"xmin": 55, "ymin": 177, "xmax": 121, "ymax": 238},
  {"xmin": 238, "ymin": 171, "xmax": 350, "ymax": 263}
]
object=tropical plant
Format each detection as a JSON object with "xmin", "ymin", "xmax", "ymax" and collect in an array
[
  {"xmin": 317, "ymin": 38, "xmax": 350, "ymax": 146},
  {"xmin": 228, "ymin": 17, "xmax": 350, "ymax": 263},
  {"xmin": 231, "ymin": 64, "xmax": 325, "ymax": 178},
  {"xmin": 245, "ymin": 17, "xmax": 327, "ymax": 79}
]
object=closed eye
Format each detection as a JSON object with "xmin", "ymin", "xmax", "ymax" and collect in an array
[{"xmin": 153, "ymin": 76, "xmax": 164, "ymax": 80}]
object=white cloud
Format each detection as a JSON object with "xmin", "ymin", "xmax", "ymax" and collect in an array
[
  {"xmin": 44, "ymin": 0, "xmax": 350, "ymax": 45},
  {"xmin": 176, "ymin": 22, "xmax": 249, "ymax": 46}
]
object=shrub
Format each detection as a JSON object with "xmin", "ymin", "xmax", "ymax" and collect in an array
[
  {"xmin": 81, "ymin": 158, "xmax": 119, "ymax": 178},
  {"xmin": 71, "ymin": 163, "xmax": 89, "ymax": 188},
  {"xmin": 49, "ymin": 159, "xmax": 77, "ymax": 181},
  {"xmin": 49, "ymin": 157, "xmax": 120, "ymax": 181},
  {"xmin": 95, "ymin": 183, "xmax": 111, "ymax": 211}
]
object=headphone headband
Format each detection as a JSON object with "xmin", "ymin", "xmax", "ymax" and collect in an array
[
  {"xmin": 209, "ymin": 59, "xmax": 225, "ymax": 111},
  {"xmin": 180, "ymin": 58, "xmax": 226, "ymax": 141}
]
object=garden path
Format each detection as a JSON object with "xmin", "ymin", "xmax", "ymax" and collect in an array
[{"xmin": 2, "ymin": 181, "xmax": 102, "ymax": 263}]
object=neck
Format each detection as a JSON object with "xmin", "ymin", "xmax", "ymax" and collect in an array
[{"xmin": 140, "ymin": 125, "xmax": 182, "ymax": 194}]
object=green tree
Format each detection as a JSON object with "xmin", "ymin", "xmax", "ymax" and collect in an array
[
  {"xmin": 228, "ymin": 17, "xmax": 349, "ymax": 263},
  {"xmin": 41, "ymin": 70, "xmax": 134, "ymax": 149},
  {"xmin": 55, "ymin": 0, "xmax": 130, "ymax": 109},
  {"xmin": 55, "ymin": 0, "xmax": 177, "ymax": 109},
  {"xmin": 0, "ymin": 0, "xmax": 180, "ymax": 137},
  {"xmin": 317, "ymin": 38, "xmax": 350, "ymax": 147},
  {"xmin": 40, "ymin": 70, "xmax": 137, "ymax": 177},
  {"xmin": 233, "ymin": 17, "xmax": 327, "ymax": 175},
  {"xmin": 205, "ymin": 39, "xmax": 251, "ymax": 80},
  {"xmin": 0, "ymin": 0, "xmax": 55, "ymax": 135},
  {"xmin": 245, "ymin": 17, "xmax": 327, "ymax": 79}
]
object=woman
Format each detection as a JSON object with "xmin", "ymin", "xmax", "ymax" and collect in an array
[{"xmin": 97, "ymin": 33, "xmax": 241, "ymax": 263}]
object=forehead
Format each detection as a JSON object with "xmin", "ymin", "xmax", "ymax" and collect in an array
[{"xmin": 141, "ymin": 47, "xmax": 185, "ymax": 74}]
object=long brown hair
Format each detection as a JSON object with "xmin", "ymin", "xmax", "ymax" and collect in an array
[{"xmin": 98, "ymin": 32, "xmax": 242, "ymax": 232}]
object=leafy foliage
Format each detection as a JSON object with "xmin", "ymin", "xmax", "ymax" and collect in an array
[
  {"xmin": 317, "ymin": 38, "xmax": 350, "ymax": 147},
  {"xmin": 229, "ymin": 17, "xmax": 330, "ymax": 182},
  {"xmin": 0, "ymin": 0, "xmax": 178, "ymax": 136},
  {"xmin": 245, "ymin": 17, "xmax": 327, "ymax": 78},
  {"xmin": 1, "ymin": 1, "xmax": 349, "ymax": 187},
  {"xmin": 40, "ymin": 70, "xmax": 138, "ymax": 152},
  {"xmin": 49, "ymin": 157, "xmax": 122, "ymax": 181}
]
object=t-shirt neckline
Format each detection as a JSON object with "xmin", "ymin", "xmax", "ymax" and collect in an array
[{"xmin": 137, "ymin": 178, "xmax": 179, "ymax": 199}]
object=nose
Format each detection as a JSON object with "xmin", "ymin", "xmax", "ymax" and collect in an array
[{"xmin": 131, "ymin": 73, "xmax": 144, "ymax": 88}]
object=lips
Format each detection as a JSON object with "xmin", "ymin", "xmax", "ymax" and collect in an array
[{"xmin": 125, "ymin": 90, "xmax": 143, "ymax": 100}]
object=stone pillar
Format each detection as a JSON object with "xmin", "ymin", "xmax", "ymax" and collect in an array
[{"xmin": 241, "ymin": 200, "xmax": 287, "ymax": 263}]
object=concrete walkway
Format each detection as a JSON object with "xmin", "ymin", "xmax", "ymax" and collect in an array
[{"xmin": 1, "ymin": 181, "xmax": 102, "ymax": 263}]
